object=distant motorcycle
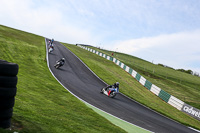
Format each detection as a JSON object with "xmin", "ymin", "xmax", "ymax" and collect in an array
[
  {"xmin": 54, "ymin": 61, "xmax": 62, "ymax": 69},
  {"xmin": 48, "ymin": 46, "xmax": 54, "ymax": 53},
  {"xmin": 48, "ymin": 40, "xmax": 51, "ymax": 45},
  {"xmin": 100, "ymin": 86, "xmax": 119, "ymax": 98},
  {"xmin": 48, "ymin": 41, "xmax": 54, "ymax": 53},
  {"xmin": 54, "ymin": 58, "xmax": 65, "ymax": 69}
]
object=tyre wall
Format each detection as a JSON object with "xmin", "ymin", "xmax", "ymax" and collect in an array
[
  {"xmin": 0, "ymin": 60, "xmax": 19, "ymax": 128},
  {"xmin": 77, "ymin": 45, "xmax": 200, "ymax": 121}
]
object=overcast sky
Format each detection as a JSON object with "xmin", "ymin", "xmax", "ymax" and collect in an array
[{"xmin": 1, "ymin": 0, "xmax": 200, "ymax": 73}]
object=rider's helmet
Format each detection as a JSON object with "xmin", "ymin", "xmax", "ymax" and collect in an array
[
  {"xmin": 62, "ymin": 58, "xmax": 65, "ymax": 61},
  {"xmin": 116, "ymin": 82, "xmax": 119, "ymax": 85}
]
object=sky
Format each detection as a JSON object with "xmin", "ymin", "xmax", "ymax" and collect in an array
[{"xmin": 1, "ymin": 0, "xmax": 200, "ymax": 74}]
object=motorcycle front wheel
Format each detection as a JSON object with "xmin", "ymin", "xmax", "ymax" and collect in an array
[
  {"xmin": 109, "ymin": 91, "xmax": 116, "ymax": 98},
  {"xmin": 100, "ymin": 88, "xmax": 104, "ymax": 93}
]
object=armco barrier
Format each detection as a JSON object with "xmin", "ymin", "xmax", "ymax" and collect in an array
[
  {"xmin": 77, "ymin": 45, "xmax": 200, "ymax": 121},
  {"xmin": 123, "ymin": 64, "xmax": 126, "ymax": 70},
  {"xmin": 168, "ymin": 96, "xmax": 184, "ymax": 110},
  {"xmin": 131, "ymin": 69, "xmax": 137, "ymax": 78},
  {"xmin": 125, "ymin": 66, "xmax": 129, "ymax": 73},
  {"xmin": 139, "ymin": 76, "xmax": 146, "ymax": 86},
  {"xmin": 158, "ymin": 90, "xmax": 171, "ymax": 103},
  {"xmin": 150, "ymin": 84, "xmax": 161, "ymax": 96},
  {"xmin": 128, "ymin": 67, "xmax": 133, "ymax": 75},
  {"xmin": 144, "ymin": 80, "xmax": 152, "ymax": 90},
  {"xmin": 120, "ymin": 62, "xmax": 124, "ymax": 69},
  {"xmin": 116, "ymin": 60, "xmax": 120, "ymax": 65},
  {"xmin": 135, "ymin": 73, "xmax": 141, "ymax": 81}
]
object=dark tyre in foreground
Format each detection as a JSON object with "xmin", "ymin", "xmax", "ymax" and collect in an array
[
  {"xmin": 0, "ymin": 97, "xmax": 15, "ymax": 109},
  {"xmin": 0, "ymin": 119, "xmax": 11, "ymax": 129},
  {"xmin": 0, "ymin": 60, "xmax": 18, "ymax": 129},
  {"xmin": 0, "ymin": 60, "xmax": 19, "ymax": 76},
  {"xmin": 0, "ymin": 108, "xmax": 13, "ymax": 119},
  {"xmin": 0, "ymin": 87, "xmax": 17, "ymax": 98},
  {"xmin": 0, "ymin": 76, "xmax": 18, "ymax": 88}
]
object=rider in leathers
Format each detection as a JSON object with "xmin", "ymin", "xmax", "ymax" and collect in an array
[
  {"xmin": 56, "ymin": 58, "xmax": 65, "ymax": 67},
  {"xmin": 105, "ymin": 82, "xmax": 119, "ymax": 96}
]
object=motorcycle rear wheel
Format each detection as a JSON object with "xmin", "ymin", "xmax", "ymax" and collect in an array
[
  {"xmin": 55, "ymin": 64, "xmax": 60, "ymax": 69},
  {"xmin": 109, "ymin": 91, "xmax": 116, "ymax": 98}
]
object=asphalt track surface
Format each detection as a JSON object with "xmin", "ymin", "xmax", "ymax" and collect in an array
[{"xmin": 46, "ymin": 39, "xmax": 197, "ymax": 133}]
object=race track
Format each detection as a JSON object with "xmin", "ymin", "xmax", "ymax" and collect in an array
[{"xmin": 46, "ymin": 39, "xmax": 197, "ymax": 133}]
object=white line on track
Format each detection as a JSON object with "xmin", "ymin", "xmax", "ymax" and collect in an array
[{"xmin": 188, "ymin": 127, "xmax": 200, "ymax": 133}]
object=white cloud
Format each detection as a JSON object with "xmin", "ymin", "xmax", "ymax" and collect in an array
[
  {"xmin": 111, "ymin": 30, "xmax": 200, "ymax": 73},
  {"xmin": 0, "ymin": 0, "xmax": 101, "ymax": 45}
]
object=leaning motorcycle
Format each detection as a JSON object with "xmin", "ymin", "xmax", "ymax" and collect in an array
[
  {"xmin": 100, "ymin": 86, "xmax": 119, "ymax": 98},
  {"xmin": 54, "ymin": 61, "xmax": 63, "ymax": 69}
]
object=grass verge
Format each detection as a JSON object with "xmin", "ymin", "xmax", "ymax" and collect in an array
[{"xmin": 85, "ymin": 103, "xmax": 152, "ymax": 133}]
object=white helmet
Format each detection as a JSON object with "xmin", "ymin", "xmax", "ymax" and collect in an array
[
  {"xmin": 116, "ymin": 82, "xmax": 119, "ymax": 85},
  {"xmin": 62, "ymin": 58, "xmax": 65, "ymax": 61}
]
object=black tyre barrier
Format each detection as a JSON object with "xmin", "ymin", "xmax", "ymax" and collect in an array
[
  {"xmin": 0, "ymin": 108, "xmax": 13, "ymax": 119},
  {"xmin": 0, "ymin": 118, "xmax": 11, "ymax": 129},
  {"xmin": 0, "ymin": 76, "xmax": 17, "ymax": 88},
  {"xmin": 0, "ymin": 87, "xmax": 17, "ymax": 98},
  {"xmin": 0, "ymin": 97, "xmax": 15, "ymax": 109},
  {"xmin": 0, "ymin": 60, "xmax": 18, "ymax": 129},
  {"xmin": 0, "ymin": 60, "xmax": 19, "ymax": 76}
]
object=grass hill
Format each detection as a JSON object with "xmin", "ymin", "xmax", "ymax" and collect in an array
[
  {"xmin": 84, "ymin": 46, "xmax": 200, "ymax": 110},
  {"xmin": 64, "ymin": 43, "xmax": 200, "ymax": 130},
  {"xmin": 0, "ymin": 25, "xmax": 126, "ymax": 133}
]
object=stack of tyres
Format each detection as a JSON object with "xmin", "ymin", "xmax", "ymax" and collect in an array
[{"xmin": 0, "ymin": 60, "xmax": 18, "ymax": 129}]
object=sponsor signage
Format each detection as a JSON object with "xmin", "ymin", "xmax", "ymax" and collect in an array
[{"xmin": 181, "ymin": 103, "xmax": 200, "ymax": 121}]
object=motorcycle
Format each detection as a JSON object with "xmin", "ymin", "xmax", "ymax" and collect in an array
[
  {"xmin": 54, "ymin": 61, "xmax": 64, "ymax": 69},
  {"xmin": 100, "ymin": 86, "xmax": 119, "ymax": 98},
  {"xmin": 48, "ymin": 40, "xmax": 51, "ymax": 45},
  {"xmin": 48, "ymin": 46, "xmax": 54, "ymax": 53}
]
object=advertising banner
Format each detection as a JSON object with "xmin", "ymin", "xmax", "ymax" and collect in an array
[{"xmin": 181, "ymin": 103, "xmax": 200, "ymax": 121}]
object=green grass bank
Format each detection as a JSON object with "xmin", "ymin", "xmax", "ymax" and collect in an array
[{"xmin": 86, "ymin": 46, "xmax": 200, "ymax": 110}]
